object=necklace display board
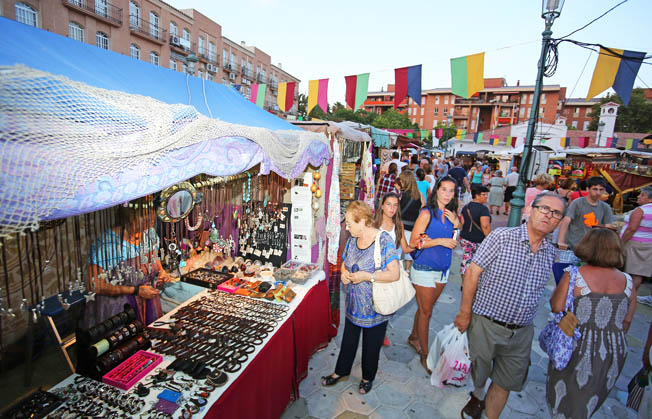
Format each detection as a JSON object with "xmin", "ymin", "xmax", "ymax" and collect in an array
[{"xmin": 237, "ymin": 203, "xmax": 291, "ymax": 267}]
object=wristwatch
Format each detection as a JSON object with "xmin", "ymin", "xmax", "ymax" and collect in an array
[{"xmin": 370, "ymin": 272, "xmax": 375, "ymax": 283}]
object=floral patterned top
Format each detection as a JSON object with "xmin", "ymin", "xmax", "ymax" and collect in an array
[{"xmin": 342, "ymin": 231, "xmax": 399, "ymax": 327}]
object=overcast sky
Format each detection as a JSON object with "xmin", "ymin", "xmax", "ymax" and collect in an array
[{"xmin": 166, "ymin": 0, "xmax": 651, "ymax": 105}]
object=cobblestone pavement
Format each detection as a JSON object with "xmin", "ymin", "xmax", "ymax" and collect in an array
[{"xmin": 283, "ymin": 213, "xmax": 650, "ymax": 419}]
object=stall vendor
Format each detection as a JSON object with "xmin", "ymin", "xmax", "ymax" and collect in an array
[{"xmin": 87, "ymin": 204, "xmax": 171, "ymax": 327}]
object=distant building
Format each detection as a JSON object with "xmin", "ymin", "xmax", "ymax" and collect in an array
[{"xmin": 2, "ymin": 0, "xmax": 299, "ymax": 113}]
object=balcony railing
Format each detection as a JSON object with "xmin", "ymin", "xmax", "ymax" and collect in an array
[
  {"xmin": 129, "ymin": 14, "xmax": 167, "ymax": 43},
  {"xmin": 198, "ymin": 52, "xmax": 217, "ymax": 64},
  {"xmin": 268, "ymin": 80, "xmax": 278, "ymax": 90},
  {"xmin": 63, "ymin": 0, "xmax": 122, "ymax": 25},
  {"xmin": 256, "ymin": 73, "xmax": 265, "ymax": 83},
  {"xmin": 241, "ymin": 67, "xmax": 254, "ymax": 79},
  {"xmin": 223, "ymin": 62, "xmax": 239, "ymax": 73}
]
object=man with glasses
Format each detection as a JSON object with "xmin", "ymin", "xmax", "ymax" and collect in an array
[
  {"xmin": 557, "ymin": 176, "xmax": 615, "ymax": 253},
  {"xmin": 454, "ymin": 192, "xmax": 566, "ymax": 419}
]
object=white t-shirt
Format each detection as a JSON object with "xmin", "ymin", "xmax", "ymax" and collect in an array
[
  {"xmin": 383, "ymin": 158, "xmax": 407, "ymax": 174},
  {"xmin": 506, "ymin": 171, "xmax": 519, "ymax": 187}
]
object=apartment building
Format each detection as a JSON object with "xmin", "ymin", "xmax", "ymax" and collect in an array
[
  {"xmin": 3, "ymin": 0, "xmax": 299, "ymax": 113},
  {"xmin": 561, "ymin": 98, "xmax": 600, "ymax": 130},
  {"xmin": 364, "ymin": 84, "xmax": 408, "ymax": 115}
]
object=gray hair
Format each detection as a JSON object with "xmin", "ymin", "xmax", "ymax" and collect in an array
[
  {"xmin": 531, "ymin": 192, "xmax": 568, "ymax": 215},
  {"xmin": 641, "ymin": 186, "xmax": 652, "ymax": 198}
]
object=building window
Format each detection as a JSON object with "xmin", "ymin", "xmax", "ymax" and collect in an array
[
  {"xmin": 443, "ymin": 107, "xmax": 448, "ymax": 115},
  {"xmin": 519, "ymin": 107, "xmax": 525, "ymax": 117},
  {"xmin": 129, "ymin": 1, "xmax": 139, "ymax": 28},
  {"xmin": 521, "ymin": 94, "xmax": 527, "ymax": 104},
  {"xmin": 95, "ymin": 0, "xmax": 108, "ymax": 18},
  {"xmin": 222, "ymin": 77, "xmax": 227, "ymax": 84},
  {"xmin": 420, "ymin": 107, "xmax": 424, "ymax": 116},
  {"xmin": 444, "ymin": 96, "xmax": 449, "ymax": 104},
  {"xmin": 198, "ymin": 36, "xmax": 204, "ymax": 55},
  {"xmin": 149, "ymin": 51, "xmax": 158, "ymax": 66},
  {"xmin": 471, "ymin": 120, "xmax": 476, "ymax": 130},
  {"xmin": 170, "ymin": 59, "xmax": 176, "ymax": 71},
  {"xmin": 209, "ymin": 42, "xmax": 215, "ymax": 62},
  {"xmin": 15, "ymin": 2, "xmax": 37, "ymax": 27},
  {"xmin": 572, "ymin": 121, "xmax": 578, "ymax": 129},
  {"xmin": 96, "ymin": 31, "xmax": 109, "ymax": 50},
  {"xmin": 434, "ymin": 107, "xmax": 438, "ymax": 115},
  {"xmin": 130, "ymin": 43, "xmax": 140, "ymax": 60},
  {"xmin": 182, "ymin": 28, "xmax": 190, "ymax": 41},
  {"xmin": 223, "ymin": 49, "xmax": 228, "ymax": 67},
  {"xmin": 574, "ymin": 107, "xmax": 580, "ymax": 116},
  {"xmin": 169, "ymin": 22, "xmax": 177, "ymax": 37},
  {"xmin": 583, "ymin": 121, "xmax": 590, "ymax": 130},
  {"xmin": 435, "ymin": 96, "xmax": 440, "ymax": 104},
  {"xmin": 207, "ymin": 74, "xmax": 213, "ymax": 81},
  {"xmin": 541, "ymin": 93, "xmax": 546, "ymax": 104},
  {"xmin": 420, "ymin": 118, "xmax": 423, "ymax": 126},
  {"xmin": 68, "ymin": 22, "xmax": 84, "ymax": 42},
  {"xmin": 528, "ymin": 94, "xmax": 533, "ymax": 104},
  {"xmin": 149, "ymin": 12, "xmax": 159, "ymax": 39}
]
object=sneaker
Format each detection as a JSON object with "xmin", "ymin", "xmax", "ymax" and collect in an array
[
  {"xmin": 383, "ymin": 336, "xmax": 390, "ymax": 346},
  {"xmin": 461, "ymin": 392, "xmax": 485, "ymax": 419},
  {"xmin": 637, "ymin": 295, "xmax": 652, "ymax": 307}
]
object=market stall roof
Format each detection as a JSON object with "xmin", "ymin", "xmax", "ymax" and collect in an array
[
  {"xmin": 0, "ymin": 17, "xmax": 330, "ymax": 235},
  {"xmin": 291, "ymin": 120, "xmax": 372, "ymax": 143},
  {"xmin": 338, "ymin": 121, "xmax": 397, "ymax": 148}
]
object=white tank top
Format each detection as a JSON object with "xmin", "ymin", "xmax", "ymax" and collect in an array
[{"xmin": 623, "ymin": 203, "xmax": 652, "ymax": 243}]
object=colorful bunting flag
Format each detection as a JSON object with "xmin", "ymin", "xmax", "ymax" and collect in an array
[
  {"xmin": 450, "ymin": 52, "xmax": 485, "ymax": 99},
  {"xmin": 435, "ymin": 128, "xmax": 443, "ymax": 138},
  {"xmin": 250, "ymin": 83, "xmax": 267, "ymax": 107},
  {"xmin": 394, "ymin": 65, "xmax": 422, "ymax": 108},
  {"xmin": 559, "ymin": 137, "xmax": 568, "ymax": 148},
  {"xmin": 308, "ymin": 78, "xmax": 329, "ymax": 113},
  {"xmin": 490, "ymin": 135, "xmax": 500, "ymax": 146},
  {"xmin": 625, "ymin": 138, "xmax": 639, "ymax": 150},
  {"xmin": 345, "ymin": 73, "xmax": 370, "ymax": 111},
  {"xmin": 540, "ymin": 137, "xmax": 549, "ymax": 144},
  {"xmin": 473, "ymin": 132, "xmax": 483, "ymax": 144},
  {"xmin": 587, "ymin": 47, "xmax": 646, "ymax": 106},
  {"xmin": 456, "ymin": 129, "xmax": 466, "ymax": 140},
  {"xmin": 420, "ymin": 129, "xmax": 427, "ymax": 138},
  {"xmin": 609, "ymin": 137, "xmax": 619, "ymax": 148},
  {"xmin": 578, "ymin": 137, "xmax": 590, "ymax": 148},
  {"xmin": 509, "ymin": 136, "xmax": 517, "ymax": 147},
  {"xmin": 276, "ymin": 82, "xmax": 296, "ymax": 112}
]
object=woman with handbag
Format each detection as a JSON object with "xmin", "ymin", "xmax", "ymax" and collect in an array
[
  {"xmin": 459, "ymin": 185, "xmax": 491, "ymax": 278},
  {"xmin": 546, "ymin": 228, "xmax": 637, "ymax": 418},
  {"xmin": 407, "ymin": 176, "xmax": 459, "ymax": 374},
  {"xmin": 321, "ymin": 201, "xmax": 400, "ymax": 394}
]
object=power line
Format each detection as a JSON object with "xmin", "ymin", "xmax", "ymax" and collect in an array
[{"xmin": 559, "ymin": 0, "xmax": 629, "ymax": 39}]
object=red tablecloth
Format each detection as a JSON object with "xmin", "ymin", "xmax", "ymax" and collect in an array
[{"xmin": 204, "ymin": 279, "xmax": 333, "ymax": 418}]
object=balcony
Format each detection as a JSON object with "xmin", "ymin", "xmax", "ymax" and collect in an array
[
  {"xmin": 198, "ymin": 51, "xmax": 217, "ymax": 64},
  {"xmin": 223, "ymin": 62, "xmax": 239, "ymax": 73},
  {"xmin": 129, "ymin": 15, "xmax": 167, "ymax": 44},
  {"xmin": 241, "ymin": 67, "xmax": 254, "ymax": 80},
  {"xmin": 268, "ymin": 80, "xmax": 278, "ymax": 90},
  {"xmin": 63, "ymin": 0, "xmax": 122, "ymax": 26},
  {"xmin": 169, "ymin": 36, "xmax": 193, "ymax": 53}
]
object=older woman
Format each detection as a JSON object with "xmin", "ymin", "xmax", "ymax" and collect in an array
[
  {"xmin": 524, "ymin": 173, "xmax": 555, "ymax": 219},
  {"xmin": 487, "ymin": 170, "xmax": 505, "ymax": 215},
  {"xmin": 321, "ymin": 201, "xmax": 400, "ymax": 394},
  {"xmin": 546, "ymin": 228, "xmax": 636, "ymax": 418},
  {"xmin": 621, "ymin": 186, "xmax": 652, "ymax": 299}
]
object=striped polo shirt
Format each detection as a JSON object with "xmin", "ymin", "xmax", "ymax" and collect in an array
[{"xmin": 624, "ymin": 203, "xmax": 652, "ymax": 243}]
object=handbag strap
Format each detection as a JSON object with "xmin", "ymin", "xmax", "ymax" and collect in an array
[
  {"xmin": 373, "ymin": 231, "xmax": 383, "ymax": 270},
  {"xmin": 565, "ymin": 265, "xmax": 579, "ymax": 312},
  {"xmin": 400, "ymin": 197, "xmax": 415, "ymax": 217},
  {"xmin": 465, "ymin": 207, "xmax": 483, "ymax": 235}
]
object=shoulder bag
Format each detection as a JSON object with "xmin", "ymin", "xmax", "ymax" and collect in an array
[
  {"xmin": 465, "ymin": 207, "xmax": 485, "ymax": 238},
  {"xmin": 372, "ymin": 232, "xmax": 415, "ymax": 315},
  {"xmin": 538, "ymin": 265, "xmax": 582, "ymax": 370}
]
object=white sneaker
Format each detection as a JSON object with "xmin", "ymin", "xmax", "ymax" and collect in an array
[{"xmin": 637, "ymin": 295, "xmax": 652, "ymax": 306}]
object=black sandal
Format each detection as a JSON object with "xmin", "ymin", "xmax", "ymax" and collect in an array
[
  {"xmin": 359, "ymin": 380, "xmax": 373, "ymax": 394},
  {"xmin": 321, "ymin": 374, "xmax": 348, "ymax": 386}
]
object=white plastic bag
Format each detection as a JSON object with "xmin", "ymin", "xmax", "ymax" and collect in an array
[{"xmin": 427, "ymin": 323, "xmax": 471, "ymax": 388}]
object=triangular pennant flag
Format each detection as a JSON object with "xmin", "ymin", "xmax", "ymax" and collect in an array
[
  {"xmin": 610, "ymin": 137, "xmax": 619, "ymax": 148},
  {"xmin": 420, "ymin": 129, "xmax": 427, "ymax": 138},
  {"xmin": 308, "ymin": 78, "xmax": 329, "ymax": 113},
  {"xmin": 490, "ymin": 135, "xmax": 500, "ymax": 146},
  {"xmin": 509, "ymin": 136, "xmax": 517, "ymax": 147},
  {"xmin": 277, "ymin": 82, "xmax": 296, "ymax": 112},
  {"xmin": 345, "ymin": 73, "xmax": 370, "ymax": 110},
  {"xmin": 473, "ymin": 132, "xmax": 483, "ymax": 144},
  {"xmin": 394, "ymin": 65, "xmax": 422, "ymax": 108},
  {"xmin": 587, "ymin": 47, "xmax": 646, "ymax": 106},
  {"xmin": 456, "ymin": 129, "xmax": 466, "ymax": 140},
  {"xmin": 435, "ymin": 128, "xmax": 443, "ymax": 138},
  {"xmin": 625, "ymin": 138, "xmax": 634, "ymax": 150},
  {"xmin": 250, "ymin": 83, "xmax": 267, "ymax": 107},
  {"xmin": 579, "ymin": 137, "xmax": 590, "ymax": 148},
  {"xmin": 450, "ymin": 52, "xmax": 485, "ymax": 99},
  {"xmin": 559, "ymin": 137, "xmax": 567, "ymax": 148}
]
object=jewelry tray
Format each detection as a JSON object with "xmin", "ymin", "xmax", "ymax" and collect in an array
[
  {"xmin": 180, "ymin": 268, "xmax": 233, "ymax": 289},
  {"xmin": 102, "ymin": 350, "xmax": 163, "ymax": 390}
]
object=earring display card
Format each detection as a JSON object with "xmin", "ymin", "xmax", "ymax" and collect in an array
[{"xmin": 238, "ymin": 203, "xmax": 291, "ymax": 267}]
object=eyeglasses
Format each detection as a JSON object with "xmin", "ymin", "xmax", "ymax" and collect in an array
[{"xmin": 532, "ymin": 205, "xmax": 564, "ymax": 220}]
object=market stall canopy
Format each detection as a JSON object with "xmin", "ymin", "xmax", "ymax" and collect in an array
[
  {"xmin": 0, "ymin": 17, "xmax": 330, "ymax": 236},
  {"xmin": 291, "ymin": 121, "xmax": 372, "ymax": 143},
  {"xmin": 338, "ymin": 121, "xmax": 396, "ymax": 148}
]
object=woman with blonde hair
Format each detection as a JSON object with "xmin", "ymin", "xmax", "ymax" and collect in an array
[
  {"xmin": 321, "ymin": 201, "xmax": 400, "ymax": 394},
  {"xmin": 524, "ymin": 173, "xmax": 554, "ymax": 218},
  {"xmin": 546, "ymin": 228, "xmax": 636, "ymax": 418},
  {"xmin": 395, "ymin": 170, "xmax": 425, "ymax": 271}
]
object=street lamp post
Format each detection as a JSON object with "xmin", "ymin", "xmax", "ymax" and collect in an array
[{"xmin": 507, "ymin": 0, "xmax": 564, "ymax": 226}]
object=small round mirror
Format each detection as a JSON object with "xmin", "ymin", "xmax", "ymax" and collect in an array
[
  {"xmin": 167, "ymin": 190, "xmax": 193, "ymax": 218},
  {"xmin": 157, "ymin": 181, "xmax": 201, "ymax": 223}
]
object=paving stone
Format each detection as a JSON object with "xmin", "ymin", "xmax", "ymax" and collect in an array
[
  {"xmin": 340, "ymin": 387, "xmax": 380, "ymax": 415},
  {"xmin": 431, "ymin": 388, "xmax": 470, "ymax": 417},
  {"xmin": 403, "ymin": 401, "xmax": 439, "ymax": 419},
  {"xmin": 281, "ymin": 398, "xmax": 309, "ymax": 419},
  {"xmin": 405, "ymin": 376, "xmax": 444, "ymax": 403},
  {"xmin": 383, "ymin": 343, "xmax": 417, "ymax": 363},
  {"xmin": 373, "ymin": 380, "xmax": 413, "ymax": 409},
  {"xmin": 378, "ymin": 360, "xmax": 415, "ymax": 383},
  {"xmin": 527, "ymin": 364, "xmax": 547, "ymax": 384},
  {"xmin": 305, "ymin": 387, "xmax": 347, "ymax": 419},
  {"xmin": 335, "ymin": 411, "xmax": 369, "ymax": 419},
  {"xmin": 506, "ymin": 389, "xmax": 541, "ymax": 415},
  {"xmin": 299, "ymin": 369, "xmax": 326, "ymax": 397},
  {"xmin": 369, "ymin": 405, "xmax": 407, "ymax": 419}
]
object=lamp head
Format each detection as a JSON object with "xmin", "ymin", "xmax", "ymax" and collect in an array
[
  {"xmin": 186, "ymin": 52, "xmax": 198, "ymax": 74},
  {"xmin": 542, "ymin": 0, "xmax": 564, "ymax": 20}
]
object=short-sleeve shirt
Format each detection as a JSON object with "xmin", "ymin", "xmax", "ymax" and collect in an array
[
  {"xmin": 448, "ymin": 167, "xmax": 467, "ymax": 189},
  {"xmin": 565, "ymin": 197, "xmax": 615, "ymax": 249},
  {"xmin": 400, "ymin": 191, "xmax": 421, "ymax": 231},
  {"xmin": 471, "ymin": 223, "xmax": 557, "ymax": 326},
  {"xmin": 461, "ymin": 202, "xmax": 491, "ymax": 243},
  {"xmin": 342, "ymin": 231, "xmax": 399, "ymax": 327},
  {"xmin": 417, "ymin": 180, "xmax": 430, "ymax": 201}
]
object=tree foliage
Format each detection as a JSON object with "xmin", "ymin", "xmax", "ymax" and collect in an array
[
  {"xmin": 588, "ymin": 88, "xmax": 652, "ymax": 133},
  {"xmin": 434, "ymin": 123, "xmax": 458, "ymax": 147},
  {"xmin": 372, "ymin": 109, "xmax": 416, "ymax": 130}
]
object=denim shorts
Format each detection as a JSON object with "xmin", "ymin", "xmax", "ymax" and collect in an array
[{"xmin": 410, "ymin": 265, "xmax": 449, "ymax": 287}]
